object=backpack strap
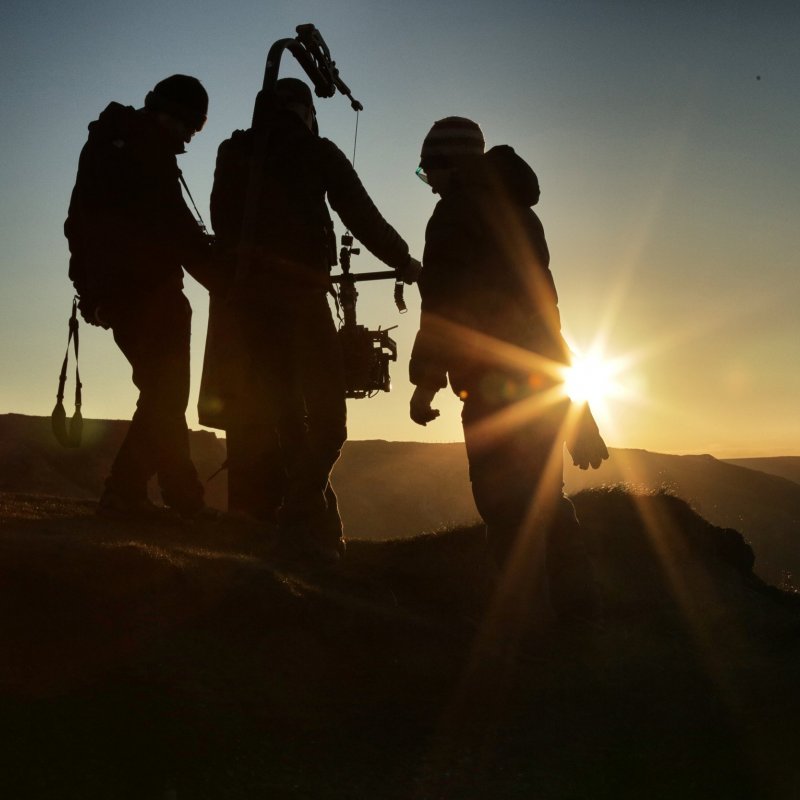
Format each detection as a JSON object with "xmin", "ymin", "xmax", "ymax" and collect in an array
[{"xmin": 52, "ymin": 296, "xmax": 83, "ymax": 448}]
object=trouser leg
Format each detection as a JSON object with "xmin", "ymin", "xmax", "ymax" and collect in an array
[
  {"xmin": 462, "ymin": 398, "xmax": 557, "ymax": 567},
  {"xmin": 323, "ymin": 481, "xmax": 344, "ymax": 542},
  {"xmin": 281, "ymin": 294, "xmax": 347, "ymax": 546},
  {"xmin": 107, "ymin": 289, "xmax": 203, "ymax": 511},
  {"xmin": 234, "ymin": 297, "xmax": 299, "ymax": 524},
  {"xmin": 239, "ymin": 291, "xmax": 345, "ymax": 546},
  {"xmin": 463, "ymin": 396, "xmax": 596, "ymax": 619},
  {"xmin": 226, "ymin": 417, "xmax": 285, "ymax": 521}
]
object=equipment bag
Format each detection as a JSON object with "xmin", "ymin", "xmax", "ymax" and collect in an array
[{"xmin": 52, "ymin": 296, "xmax": 83, "ymax": 447}]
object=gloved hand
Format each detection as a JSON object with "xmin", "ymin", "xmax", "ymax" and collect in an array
[
  {"xmin": 397, "ymin": 256, "xmax": 422, "ymax": 285},
  {"xmin": 566, "ymin": 406, "xmax": 609, "ymax": 470},
  {"xmin": 410, "ymin": 385, "xmax": 440, "ymax": 426}
]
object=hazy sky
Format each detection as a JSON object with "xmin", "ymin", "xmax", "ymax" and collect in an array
[{"xmin": 2, "ymin": 1, "xmax": 798, "ymax": 457}]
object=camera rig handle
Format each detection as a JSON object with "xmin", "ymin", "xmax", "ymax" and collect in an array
[{"xmin": 331, "ymin": 234, "xmax": 406, "ymax": 324}]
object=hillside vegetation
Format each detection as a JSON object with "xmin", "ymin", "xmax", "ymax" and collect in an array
[{"xmin": 1, "ymin": 487, "xmax": 798, "ymax": 799}]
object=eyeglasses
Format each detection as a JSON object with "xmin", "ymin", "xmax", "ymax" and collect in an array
[{"xmin": 415, "ymin": 166, "xmax": 429, "ymax": 185}]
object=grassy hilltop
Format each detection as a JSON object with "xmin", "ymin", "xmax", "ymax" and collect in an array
[{"xmin": 1, "ymin": 487, "xmax": 799, "ymax": 799}]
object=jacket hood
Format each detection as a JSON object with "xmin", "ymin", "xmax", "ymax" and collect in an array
[
  {"xmin": 481, "ymin": 145, "xmax": 541, "ymax": 207},
  {"xmin": 87, "ymin": 102, "xmax": 140, "ymax": 141},
  {"xmin": 87, "ymin": 102, "xmax": 182, "ymax": 152}
]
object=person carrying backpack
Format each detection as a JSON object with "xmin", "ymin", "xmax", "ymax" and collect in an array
[
  {"xmin": 408, "ymin": 117, "xmax": 608, "ymax": 623},
  {"xmin": 64, "ymin": 74, "xmax": 218, "ymax": 520},
  {"xmin": 211, "ymin": 78, "xmax": 420, "ymax": 563}
]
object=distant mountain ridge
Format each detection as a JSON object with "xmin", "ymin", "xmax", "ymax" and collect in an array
[
  {"xmin": 1, "ymin": 414, "xmax": 799, "ymax": 583},
  {"xmin": 724, "ymin": 456, "xmax": 800, "ymax": 486}
]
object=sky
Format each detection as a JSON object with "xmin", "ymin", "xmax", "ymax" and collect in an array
[{"xmin": 1, "ymin": 0, "xmax": 799, "ymax": 457}]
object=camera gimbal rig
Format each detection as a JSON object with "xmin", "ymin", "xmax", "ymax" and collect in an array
[
  {"xmin": 251, "ymin": 24, "xmax": 405, "ymax": 399},
  {"xmin": 332, "ymin": 234, "xmax": 405, "ymax": 398}
]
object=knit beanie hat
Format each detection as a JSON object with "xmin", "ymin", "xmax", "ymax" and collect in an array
[
  {"xmin": 145, "ymin": 74, "xmax": 208, "ymax": 131},
  {"xmin": 420, "ymin": 116, "xmax": 485, "ymax": 170}
]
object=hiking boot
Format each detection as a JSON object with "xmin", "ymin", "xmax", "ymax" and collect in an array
[{"xmin": 98, "ymin": 490, "xmax": 167, "ymax": 521}]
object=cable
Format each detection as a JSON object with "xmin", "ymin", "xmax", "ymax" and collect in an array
[
  {"xmin": 351, "ymin": 108, "xmax": 360, "ymax": 167},
  {"xmin": 343, "ymin": 109, "xmax": 360, "ymax": 241}
]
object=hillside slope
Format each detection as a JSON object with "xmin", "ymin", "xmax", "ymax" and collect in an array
[
  {"xmin": 0, "ymin": 414, "xmax": 477, "ymax": 538},
  {"xmin": 3, "ymin": 415, "xmax": 800, "ymax": 582},
  {"xmin": 566, "ymin": 448, "xmax": 800, "ymax": 583},
  {"xmin": 0, "ymin": 413, "xmax": 228, "ymax": 509},
  {"xmin": 1, "ymin": 488, "xmax": 798, "ymax": 799}
]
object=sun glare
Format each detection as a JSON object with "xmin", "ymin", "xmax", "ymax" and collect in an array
[{"xmin": 562, "ymin": 350, "xmax": 619, "ymax": 408}]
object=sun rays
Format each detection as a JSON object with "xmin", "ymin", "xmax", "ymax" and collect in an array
[
  {"xmin": 417, "ymin": 308, "xmax": 640, "ymax": 451},
  {"xmin": 420, "ymin": 294, "xmax": 752, "ymax": 755},
  {"xmin": 561, "ymin": 347, "xmax": 626, "ymax": 408}
]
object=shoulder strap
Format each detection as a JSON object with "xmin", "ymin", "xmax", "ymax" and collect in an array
[
  {"xmin": 52, "ymin": 297, "xmax": 83, "ymax": 448},
  {"xmin": 179, "ymin": 172, "xmax": 208, "ymax": 234}
]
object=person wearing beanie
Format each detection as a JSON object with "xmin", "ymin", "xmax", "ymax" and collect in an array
[
  {"xmin": 418, "ymin": 115, "xmax": 486, "ymax": 171},
  {"xmin": 64, "ymin": 75, "xmax": 219, "ymax": 521},
  {"xmin": 408, "ymin": 117, "xmax": 608, "ymax": 625},
  {"xmin": 207, "ymin": 77, "xmax": 421, "ymax": 563}
]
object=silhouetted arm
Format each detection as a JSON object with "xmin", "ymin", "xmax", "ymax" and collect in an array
[
  {"xmin": 321, "ymin": 139, "xmax": 410, "ymax": 272},
  {"xmin": 409, "ymin": 203, "xmax": 467, "ymax": 391}
]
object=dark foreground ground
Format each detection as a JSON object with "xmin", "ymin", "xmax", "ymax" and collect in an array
[{"xmin": 1, "ymin": 488, "xmax": 799, "ymax": 799}]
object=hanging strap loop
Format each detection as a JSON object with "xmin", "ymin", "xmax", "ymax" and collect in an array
[{"xmin": 52, "ymin": 296, "xmax": 83, "ymax": 448}]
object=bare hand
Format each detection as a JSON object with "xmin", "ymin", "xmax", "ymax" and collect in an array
[
  {"xmin": 568, "ymin": 432, "xmax": 609, "ymax": 470},
  {"xmin": 566, "ymin": 406, "xmax": 610, "ymax": 470}
]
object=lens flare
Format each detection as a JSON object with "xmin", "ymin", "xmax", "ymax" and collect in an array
[{"xmin": 562, "ymin": 351, "xmax": 617, "ymax": 406}]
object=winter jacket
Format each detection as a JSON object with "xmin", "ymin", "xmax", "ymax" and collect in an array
[
  {"xmin": 210, "ymin": 110, "xmax": 410, "ymax": 284},
  {"xmin": 64, "ymin": 103, "xmax": 207, "ymax": 307},
  {"xmin": 409, "ymin": 145, "xmax": 570, "ymax": 395}
]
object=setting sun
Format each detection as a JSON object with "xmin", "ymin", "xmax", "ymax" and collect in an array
[{"xmin": 562, "ymin": 349, "xmax": 622, "ymax": 409}]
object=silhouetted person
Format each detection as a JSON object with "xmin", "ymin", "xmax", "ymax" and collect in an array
[
  {"xmin": 210, "ymin": 77, "xmax": 420, "ymax": 563},
  {"xmin": 409, "ymin": 117, "xmax": 608, "ymax": 622},
  {"xmin": 64, "ymin": 75, "xmax": 218, "ymax": 520}
]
